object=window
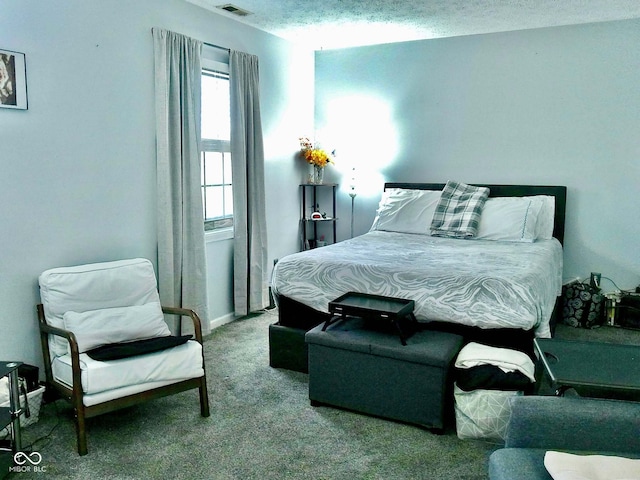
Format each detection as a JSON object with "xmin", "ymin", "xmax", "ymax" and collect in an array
[{"xmin": 201, "ymin": 62, "xmax": 232, "ymax": 232}]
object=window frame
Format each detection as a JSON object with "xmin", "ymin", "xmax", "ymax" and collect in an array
[{"xmin": 200, "ymin": 58, "xmax": 233, "ymax": 241}]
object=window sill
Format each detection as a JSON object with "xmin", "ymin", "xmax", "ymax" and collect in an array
[{"xmin": 205, "ymin": 227, "xmax": 234, "ymax": 243}]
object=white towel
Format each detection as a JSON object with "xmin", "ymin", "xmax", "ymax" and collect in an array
[
  {"xmin": 455, "ymin": 342, "xmax": 536, "ymax": 382},
  {"xmin": 544, "ymin": 451, "xmax": 640, "ymax": 480}
]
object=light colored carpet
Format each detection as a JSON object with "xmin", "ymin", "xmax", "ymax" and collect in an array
[{"xmin": 11, "ymin": 311, "xmax": 640, "ymax": 479}]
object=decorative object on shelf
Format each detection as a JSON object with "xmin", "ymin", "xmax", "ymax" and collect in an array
[
  {"xmin": 0, "ymin": 49, "xmax": 28, "ymax": 110},
  {"xmin": 300, "ymin": 183, "xmax": 338, "ymax": 251},
  {"xmin": 299, "ymin": 137, "xmax": 334, "ymax": 184}
]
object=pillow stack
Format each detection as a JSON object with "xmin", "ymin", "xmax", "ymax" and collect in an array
[
  {"xmin": 370, "ymin": 181, "xmax": 555, "ymax": 242},
  {"xmin": 477, "ymin": 195, "xmax": 555, "ymax": 242}
]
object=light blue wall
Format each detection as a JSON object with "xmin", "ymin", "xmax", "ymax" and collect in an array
[
  {"xmin": 0, "ymin": 0, "xmax": 313, "ymax": 368},
  {"xmin": 316, "ymin": 19, "xmax": 640, "ymax": 290}
]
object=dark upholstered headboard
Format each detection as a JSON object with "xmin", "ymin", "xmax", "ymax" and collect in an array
[{"xmin": 384, "ymin": 183, "xmax": 567, "ymax": 245}]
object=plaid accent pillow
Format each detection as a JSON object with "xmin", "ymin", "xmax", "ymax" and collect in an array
[{"xmin": 430, "ymin": 181, "xmax": 490, "ymax": 238}]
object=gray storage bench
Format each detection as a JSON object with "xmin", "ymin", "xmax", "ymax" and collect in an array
[{"xmin": 305, "ymin": 317, "xmax": 464, "ymax": 430}]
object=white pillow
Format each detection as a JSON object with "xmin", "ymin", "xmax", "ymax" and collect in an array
[
  {"xmin": 63, "ymin": 302, "xmax": 171, "ymax": 354},
  {"xmin": 370, "ymin": 188, "xmax": 441, "ymax": 235},
  {"xmin": 544, "ymin": 451, "xmax": 640, "ymax": 480},
  {"xmin": 535, "ymin": 195, "xmax": 556, "ymax": 240},
  {"xmin": 476, "ymin": 196, "xmax": 545, "ymax": 242}
]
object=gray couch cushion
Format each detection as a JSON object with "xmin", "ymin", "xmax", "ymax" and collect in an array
[
  {"xmin": 489, "ymin": 448, "xmax": 640, "ymax": 480},
  {"xmin": 489, "ymin": 448, "xmax": 551, "ymax": 480},
  {"xmin": 506, "ymin": 396, "xmax": 640, "ymax": 453},
  {"xmin": 490, "ymin": 396, "xmax": 640, "ymax": 480}
]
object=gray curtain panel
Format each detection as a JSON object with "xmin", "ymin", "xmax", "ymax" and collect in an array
[
  {"xmin": 230, "ymin": 51, "xmax": 269, "ymax": 316},
  {"xmin": 152, "ymin": 28, "xmax": 209, "ymax": 334}
]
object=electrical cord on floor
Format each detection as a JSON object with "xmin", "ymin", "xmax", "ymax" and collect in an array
[
  {"xmin": 0, "ymin": 398, "xmax": 63, "ymax": 454},
  {"xmin": 20, "ymin": 399, "xmax": 62, "ymax": 453}
]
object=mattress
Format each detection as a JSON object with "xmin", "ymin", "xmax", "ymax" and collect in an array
[{"xmin": 271, "ymin": 230, "xmax": 563, "ymax": 337}]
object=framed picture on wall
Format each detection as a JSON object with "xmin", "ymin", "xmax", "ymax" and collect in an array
[{"xmin": 0, "ymin": 49, "xmax": 28, "ymax": 110}]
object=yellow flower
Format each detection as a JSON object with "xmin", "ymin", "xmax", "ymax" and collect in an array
[{"xmin": 299, "ymin": 137, "xmax": 334, "ymax": 168}]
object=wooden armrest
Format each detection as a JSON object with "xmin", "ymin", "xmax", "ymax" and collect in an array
[
  {"xmin": 161, "ymin": 306, "xmax": 204, "ymax": 344},
  {"xmin": 40, "ymin": 321, "xmax": 76, "ymax": 341},
  {"xmin": 36, "ymin": 303, "xmax": 82, "ymax": 398},
  {"xmin": 37, "ymin": 308, "xmax": 81, "ymax": 357}
]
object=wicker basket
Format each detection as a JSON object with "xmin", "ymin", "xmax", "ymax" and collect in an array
[{"xmin": 0, "ymin": 385, "xmax": 45, "ymax": 436}]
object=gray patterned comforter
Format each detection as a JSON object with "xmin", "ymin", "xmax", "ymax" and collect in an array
[{"xmin": 271, "ymin": 231, "xmax": 563, "ymax": 337}]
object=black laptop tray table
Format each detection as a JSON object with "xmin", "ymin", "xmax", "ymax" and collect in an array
[{"xmin": 324, "ymin": 292, "xmax": 417, "ymax": 345}]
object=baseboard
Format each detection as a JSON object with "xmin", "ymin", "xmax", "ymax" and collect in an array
[{"xmin": 209, "ymin": 312, "xmax": 237, "ymax": 331}]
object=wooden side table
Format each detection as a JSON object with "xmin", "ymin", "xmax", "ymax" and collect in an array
[{"xmin": 0, "ymin": 361, "xmax": 22, "ymax": 475}]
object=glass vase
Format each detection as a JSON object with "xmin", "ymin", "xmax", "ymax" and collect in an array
[{"xmin": 314, "ymin": 165, "xmax": 324, "ymax": 184}]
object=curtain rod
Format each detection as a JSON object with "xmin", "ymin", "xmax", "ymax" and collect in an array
[{"xmin": 204, "ymin": 41, "xmax": 230, "ymax": 53}]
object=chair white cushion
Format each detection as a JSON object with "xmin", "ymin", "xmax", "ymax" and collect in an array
[
  {"xmin": 39, "ymin": 258, "xmax": 161, "ymax": 357},
  {"xmin": 62, "ymin": 302, "xmax": 170, "ymax": 353},
  {"xmin": 81, "ymin": 380, "xmax": 192, "ymax": 407},
  {"xmin": 51, "ymin": 340, "xmax": 204, "ymax": 396}
]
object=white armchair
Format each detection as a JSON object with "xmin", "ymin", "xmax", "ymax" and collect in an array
[{"xmin": 37, "ymin": 258, "xmax": 210, "ymax": 455}]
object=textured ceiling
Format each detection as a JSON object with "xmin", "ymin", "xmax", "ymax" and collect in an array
[{"xmin": 186, "ymin": 0, "xmax": 640, "ymax": 50}]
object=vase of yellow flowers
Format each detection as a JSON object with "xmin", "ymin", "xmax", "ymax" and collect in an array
[
  {"xmin": 299, "ymin": 137, "xmax": 333, "ymax": 184},
  {"xmin": 314, "ymin": 165, "xmax": 324, "ymax": 184}
]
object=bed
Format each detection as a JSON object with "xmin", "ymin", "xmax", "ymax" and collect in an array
[{"xmin": 270, "ymin": 183, "xmax": 566, "ymax": 369}]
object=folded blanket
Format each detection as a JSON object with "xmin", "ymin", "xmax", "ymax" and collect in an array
[
  {"xmin": 544, "ymin": 451, "xmax": 640, "ymax": 480},
  {"xmin": 455, "ymin": 342, "xmax": 536, "ymax": 382},
  {"xmin": 430, "ymin": 181, "xmax": 489, "ymax": 238},
  {"xmin": 455, "ymin": 364, "xmax": 533, "ymax": 392}
]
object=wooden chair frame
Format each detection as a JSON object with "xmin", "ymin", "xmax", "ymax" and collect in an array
[{"xmin": 37, "ymin": 304, "xmax": 210, "ymax": 456}]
